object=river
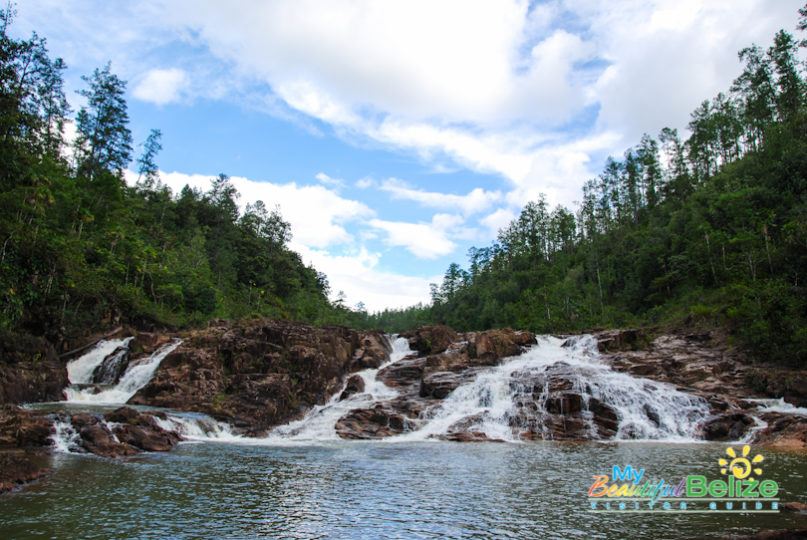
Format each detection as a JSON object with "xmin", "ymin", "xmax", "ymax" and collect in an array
[
  {"xmin": 2, "ymin": 334, "xmax": 806, "ymax": 538},
  {"xmin": 2, "ymin": 440, "xmax": 807, "ymax": 538}
]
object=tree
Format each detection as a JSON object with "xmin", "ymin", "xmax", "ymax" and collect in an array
[
  {"xmin": 136, "ymin": 128, "xmax": 162, "ymax": 189},
  {"xmin": 74, "ymin": 62, "xmax": 132, "ymax": 179},
  {"xmin": 768, "ymin": 30, "xmax": 803, "ymax": 122}
]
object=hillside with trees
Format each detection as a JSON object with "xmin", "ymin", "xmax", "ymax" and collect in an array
[
  {"xmin": 0, "ymin": 8, "xmax": 342, "ymax": 349},
  {"xmin": 368, "ymin": 13, "xmax": 807, "ymax": 365}
]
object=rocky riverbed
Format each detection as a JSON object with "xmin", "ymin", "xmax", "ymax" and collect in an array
[{"xmin": 1, "ymin": 321, "xmax": 806, "ymax": 495}]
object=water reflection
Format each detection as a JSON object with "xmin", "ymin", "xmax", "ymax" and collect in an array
[{"xmin": 2, "ymin": 441, "xmax": 806, "ymax": 539}]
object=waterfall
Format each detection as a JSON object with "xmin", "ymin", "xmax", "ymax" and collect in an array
[
  {"xmin": 63, "ymin": 338, "xmax": 182, "ymax": 404},
  {"xmin": 265, "ymin": 336, "xmax": 414, "ymax": 441},
  {"xmin": 66, "ymin": 338, "xmax": 133, "ymax": 386},
  {"xmin": 393, "ymin": 335, "xmax": 709, "ymax": 442}
]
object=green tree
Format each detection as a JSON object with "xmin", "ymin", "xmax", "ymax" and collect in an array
[{"xmin": 74, "ymin": 62, "xmax": 132, "ymax": 179}]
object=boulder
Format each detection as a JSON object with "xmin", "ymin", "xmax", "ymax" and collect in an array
[
  {"xmin": 467, "ymin": 328, "xmax": 536, "ymax": 363},
  {"xmin": 335, "ymin": 406, "xmax": 417, "ymax": 439},
  {"xmin": 131, "ymin": 320, "xmax": 392, "ymax": 434},
  {"xmin": 0, "ymin": 332, "xmax": 67, "ymax": 404},
  {"xmin": 701, "ymin": 412, "xmax": 754, "ymax": 441},
  {"xmin": 339, "ymin": 375, "xmax": 365, "ymax": 401},
  {"xmin": 399, "ymin": 326, "xmax": 458, "ymax": 356}
]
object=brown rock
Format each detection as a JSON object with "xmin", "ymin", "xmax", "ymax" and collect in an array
[
  {"xmin": 420, "ymin": 370, "xmax": 479, "ymax": 399},
  {"xmin": 0, "ymin": 332, "xmax": 67, "ymax": 404},
  {"xmin": 750, "ymin": 413, "xmax": 807, "ymax": 448},
  {"xmin": 131, "ymin": 320, "xmax": 391, "ymax": 434},
  {"xmin": 0, "ymin": 451, "xmax": 50, "ymax": 494},
  {"xmin": 339, "ymin": 375, "xmax": 365, "ymax": 400},
  {"xmin": 399, "ymin": 325, "xmax": 458, "ymax": 356},
  {"xmin": 701, "ymin": 412, "xmax": 754, "ymax": 441},
  {"xmin": 335, "ymin": 406, "xmax": 416, "ymax": 439},
  {"xmin": 129, "ymin": 332, "xmax": 171, "ymax": 355},
  {"xmin": 467, "ymin": 328, "xmax": 536, "ymax": 363},
  {"xmin": 377, "ymin": 356, "xmax": 426, "ymax": 388},
  {"xmin": 0, "ymin": 404, "xmax": 54, "ymax": 448},
  {"xmin": 349, "ymin": 332, "xmax": 392, "ymax": 370}
]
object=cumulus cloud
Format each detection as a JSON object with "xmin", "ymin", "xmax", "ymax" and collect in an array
[
  {"xmin": 295, "ymin": 245, "xmax": 435, "ymax": 312},
  {"xmin": 22, "ymin": 0, "xmax": 802, "ymax": 206},
  {"xmin": 480, "ymin": 208, "xmax": 517, "ymax": 238},
  {"xmin": 123, "ymin": 169, "xmax": 436, "ymax": 311},
  {"xmin": 133, "ymin": 170, "xmax": 373, "ymax": 249},
  {"xmin": 315, "ymin": 172, "xmax": 345, "ymax": 188},
  {"xmin": 379, "ymin": 178, "xmax": 502, "ymax": 216},
  {"xmin": 369, "ymin": 215, "xmax": 462, "ymax": 259},
  {"xmin": 133, "ymin": 68, "xmax": 189, "ymax": 105}
]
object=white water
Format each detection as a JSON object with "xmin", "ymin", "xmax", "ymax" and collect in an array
[
  {"xmin": 747, "ymin": 397, "xmax": 807, "ymax": 416},
  {"xmin": 53, "ymin": 332, "xmax": 714, "ymax": 448},
  {"xmin": 152, "ymin": 413, "xmax": 243, "ymax": 443},
  {"xmin": 390, "ymin": 335, "xmax": 709, "ymax": 443},
  {"xmin": 264, "ymin": 336, "xmax": 414, "ymax": 441},
  {"xmin": 66, "ymin": 338, "xmax": 133, "ymax": 385},
  {"xmin": 63, "ymin": 339, "xmax": 182, "ymax": 404},
  {"xmin": 49, "ymin": 419, "xmax": 82, "ymax": 453}
]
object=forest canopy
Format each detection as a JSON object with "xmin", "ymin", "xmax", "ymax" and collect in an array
[
  {"xmin": 0, "ymin": 6, "xmax": 344, "ymax": 347},
  {"xmin": 366, "ymin": 8, "xmax": 807, "ymax": 365}
]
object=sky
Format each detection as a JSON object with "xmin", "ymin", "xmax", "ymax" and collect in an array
[{"xmin": 13, "ymin": 0, "xmax": 805, "ymax": 312}]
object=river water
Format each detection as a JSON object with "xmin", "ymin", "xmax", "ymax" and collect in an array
[
  {"xmin": 2, "ymin": 335, "xmax": 807, "ymax": 538},
  {"xmin": 2, "ymin": 440, "xmax": 807, "ymax": 538}
]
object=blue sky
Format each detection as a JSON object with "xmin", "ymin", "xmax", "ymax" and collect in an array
[{"xmin": 13, "ymin": 0, "xmax": 804, "ymax": 311}]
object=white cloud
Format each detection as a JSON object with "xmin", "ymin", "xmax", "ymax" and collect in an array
[
  {"xmin": 355, "ymin": 177, "xmax": 374, "ymax": 189},
  {"xmin": 22, "ymin": 0, "xmax": 803, "ymax": 212},
  {"xmin": 133, "ymin": 68, "xmax": 189, "ymax": 105},
  {"xmin": 315, "ymin": 172, "xmax": 345, "ymax": 188},
  {"xmin": 369, "ymin": 215, "xmax": 461, "ymax": 259},
  {"xmin": 480, "ymin": 208, "xmax": 517, "ymax": 238},
  {"xmin": 139, "ymin": 170, "xmax": 373, "ymax": 249},
  {"xmin": 295, "ymin": 245, "xmax": 434, "ymax": 312},
  {"xmin": 379, "ymin": 178, "xmax": 501, "ymax": 216}
]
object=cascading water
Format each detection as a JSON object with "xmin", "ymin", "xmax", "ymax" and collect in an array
[
  {"xmin": 265, "ymin": 336, "xmax": 414, "ymax": 441},
  {"xmin": 63, "ymin": 338, "xmax": 182, "ymax": 404},
  {"xmin": 389, "ymin": 335, "xmax": 709, "ymax": 443}
]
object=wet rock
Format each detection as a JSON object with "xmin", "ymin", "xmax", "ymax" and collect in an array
[
  {"xmin": 0, "ymin": 452, "xmax": 50, "ymax": 494},
  {"xmin": 701, "ymin": 412, "xmax": 754, "ymax": 441},
  {"xmin": 596, "ymin": 328, "xmax": 645, "ymax": 352},
  {"xmin": 335, "ymin": 406, "xmax": 417, "ymax": 439},
  {"xmin": 70, "ymin": 414, "xmax": 137, "ymax": 458},
  {"xmin": 400, "ymin": 325, "xmax": 458, "ymax": 356},
  {"xmin": 750, "ymin": 413, "xmax": 807, "ymax": 448},
  {"xmin": 442, "ymin": 431, "xmax": 505, "ymax": 443},
  {"xmin": 132, "ymin": 320, "xmax": 391, "ymax": 434},
  {"xmin": 59, "ymin": 407, "xmax": 181, "ymax": 457},
  {"xmin": 377, "ymin": 356, "xmax": 426, "ymax": 388},
  {"xmin": 589, "ymin": 398, "xmax": 619, "ymax": 438},
  {"xmin": 349, "ymin": 333, "xmax": 392, "ymax": 371},
  {"xmin": 91, "ymin": 345, "xmax": 129, "ymax": 385},
  {"xmin": 129, "ymin": 332, "xmax": 171, "ymax": 356},
  {"xmin": 420, "ymin": 370, "xmax": 479, "ymax": 399},
  {"xmin": 0, "ymin": 406, "xmax": 54, "ymax": 494},
  {"xmin": 339, "ymin": 375, "xmax": 365, "ymax": 401},
  {"xmin": 0, "ymin": 405, "xmax": 54, "ymax": 448},
  {"xmin": 467, "ymin": 328, "xmax": 536, "ymax": 363},
  {"xmin": 0, "ymin": 332, "xmax": 67, "ymax": 404},
  {"xmin": 781, "ymin": 502, "xmax": 807, "ymax": 514}
]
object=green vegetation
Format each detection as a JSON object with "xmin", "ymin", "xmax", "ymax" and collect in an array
[
  {"xmin": 0, "ymin": 7, "xmax": 344, "ymax": 347},
  {"xmin": 367, "ymin": 10, "xmax": 807, "ymax": 365},
  {"xmin": 3, "ymin": 5, "xmax": 806, "ymax": 368}
]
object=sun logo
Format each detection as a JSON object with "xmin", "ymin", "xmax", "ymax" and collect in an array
[{"xmin": 719, "ymin": 445, "xmax": 764, "ymax": 481}]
